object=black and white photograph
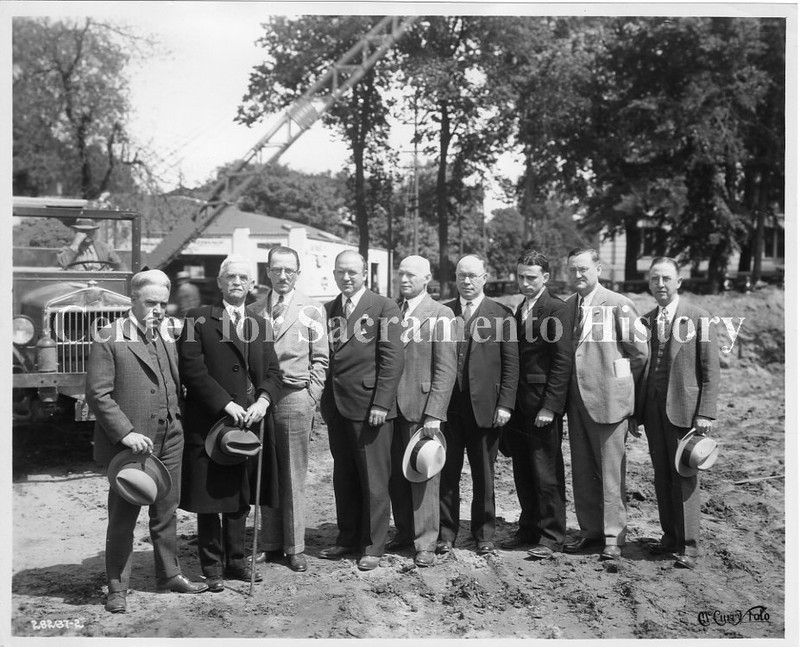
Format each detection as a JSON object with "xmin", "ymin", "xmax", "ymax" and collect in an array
[{"xmin": 4, "ymin": 1, "xmax": 796, "ymax": 643}]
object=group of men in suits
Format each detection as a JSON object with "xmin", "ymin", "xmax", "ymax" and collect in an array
[{"xmin": 87, "ymin": 242, "xmax": 720, "ymax": 612}]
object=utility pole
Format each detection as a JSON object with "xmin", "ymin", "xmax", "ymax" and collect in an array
[{"xmin": 412, "ymin": 93, "xmax": 420, "ymax": 255}]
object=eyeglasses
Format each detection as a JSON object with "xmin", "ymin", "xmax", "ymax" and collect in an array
[
  {"xmin": 268, "ymin": 267, "xmax": 297, "ymax": 278},
  {"xmin": 567, "ymin": 266, "xmax": 595, "ymax": 276},
  {"xmin": 456, "ymin": 272, "xmax": 486, "ymax": 282}
]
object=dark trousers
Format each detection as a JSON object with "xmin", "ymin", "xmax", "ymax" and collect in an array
[
  {"xmin": 389, "ymin": 416, "xmax": 440, "ymax": 552},
  {"xmin": 106, "ymin": 418, "xmax": 183, "ymax": 592},
  {"xmin": 644, "ymin": 395, "xmax": 700, "ymax": 557},
  {"xmin": 327, "ymin": 408, "xmax": 393, "ymax": 556},
  {"xmin": 197, "ymin": 507, "xmax": 250, "ymax": 576},
  {"xmin": 507, "ymin": 415, "xmax": 567, "ymax": 550},
  {"xmin": 440, "ymin": 394, "xmax": 501, "ymax": 543}
]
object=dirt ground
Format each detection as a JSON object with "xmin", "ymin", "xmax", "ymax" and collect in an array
[{"xmin": 8, "ymin": 287, "xmax": 790, "ymax": 641}]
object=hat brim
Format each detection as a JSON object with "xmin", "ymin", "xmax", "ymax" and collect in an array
[
  {"xmin": 205, "ymin": 417, "xmax": 248, "ymax": 465},
  {"xmin": 107, "ymin": 449, "xmax": 171, "ymax": 505},
  {"xmin": 675, "ymin": 428, "xmax": 719, "ymax": 477},
  {"xmin": 402, "ymin": 427, "xmax": 447, "ymax": 482}
]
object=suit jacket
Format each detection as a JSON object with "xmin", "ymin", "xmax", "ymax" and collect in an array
[
  {"xmin": 396, "ymin": 294, "xmax": 457, "ymax": 423},
  {"xmin": 445, "ymin": 295, "xmax": 519, "ymax": 429},
  {"xmin": 86, "ymin": 315, "xmax": 182, "ymax": 466},
  {"xmin": 178, "ymin": 305, "xmax": 283, "ymax": 513},
  {"xmin": 514, "ymin": 288, "xmax": 573, "ymax": 418},
  {"xmin": 637, "ymin": 299, "xmax": 720, "ymax": 428},
  {"xmin": 321, "ymin": 289, "xmax": 404, "ymax": 422},
  {"xmin": 248, "ymin": 289, "xmax": 329, "ymax": 403},
  {"xmin": 566, "ymin": 285, "xmax": 649, "ymax": 425}
]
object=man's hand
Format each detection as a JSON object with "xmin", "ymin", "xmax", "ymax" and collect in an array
[
  {"xmin": 492, "ymin": 406, "xmax": 512, "ymax": 428},
  {"xmin": 628, "ymin": 417, "xmax": 642, "ymax": 438},
  {"xmin": 534, "ymin": 407, "xmax": 555, "ymax": 428},
  {"xmin": 244, "ymin": 397, "xmax": 270, "ymax": 427},
  {"xmin": 70, "ymin": 231, "xmax": 87, "ymax": 251},
  {"xmin": 224, "ymin": 401, "xmax": 247, "ymax": 427},
  {"xmin": 420, "ymin": 415, "xmax": 441, "ymax": 438},
  {"xmin": 694, "ymin": 415, "xmax": 713, "ymax": 434},
  {"xmin": 121, "ymin": 431, "xmax": 153, "ymax": 454},
  {"xmin": 368, "ymin": 406, "xmax": 389, "ymax": 427}
]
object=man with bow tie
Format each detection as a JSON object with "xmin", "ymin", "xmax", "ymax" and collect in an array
[
  {"xmin": 502, "ymin": 250, "xmax": 573, "ymax": 560},
  {"xmin": 637, "ymin": 257, "xmax": 720, "ymax": 570},
  {"xmin": 178, "ymin": 255, "xmax": 283, "ymax": 591},
  {"xmin": 247, "ymin": 246, "xmax": 329, "ymax": 573},
  {"xmin": 319, "ymin": 250, "xmax": 404, "ymax": 571},
  {"xmin": 563, "ymin": 247, "xmax": 649, "ymax": 561},
  {"xmin": 387, "ymin": 254, "xmax": 457, "ymax": 567},
  {"xmin": 437, "ymin": 254, "xmax": 519, "ymax": 557}
]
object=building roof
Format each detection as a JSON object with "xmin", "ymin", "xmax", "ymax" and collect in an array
[{"xmin": 205, "ymin": 205, "xmax": 349, "ymax": 244}]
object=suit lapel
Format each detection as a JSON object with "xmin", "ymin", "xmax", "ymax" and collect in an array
[
  {"xmin": 275, "ymin": 293, "xmax": 300, "ymax": 343},
  {"xmin": 668, "ymin": 299, "xmax": 688, "ymax": 362},
  {"xmin": 121, "ymin": 317, "xmax": 158, "ymax": 379},
  {"xmin": 213, "ymin": 306, "xmax": 248, "ymax": 365},
  {"xmin": 402, "ymin": 294, "xmax": 434, "ymax": 346},
  {"xmin": 341, "ymin": 290, "xmax": 372, "ymax": 346}
]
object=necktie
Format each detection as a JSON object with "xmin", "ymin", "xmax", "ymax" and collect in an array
[
  {"xmin": 231, "ymin": 308, "xmax": 243, "ymax": 337},
  {"xmin": 658, "ymin": 307, "xmax": 669, "ymax": 342},
  {"xmin": 462, "ymin": 301, "xmax": 474, "ymax": 322},
  {"xmin": 575, "ymin": 296, "xmax": 585, "ymax": 337},
  {"xmin": 521, "ymin": 298, "xmax": 534, "ymax": 321},
  {"xmin": 401, "ymin": 300, "xmax": 409, "ymax": 320},
  {"xmin": 344, "ymin": 297, "xmax": 354, "ymax": 319},
  {"xmin": 272, "ymin": 295, "xmax": 286, "ymax": 326}
]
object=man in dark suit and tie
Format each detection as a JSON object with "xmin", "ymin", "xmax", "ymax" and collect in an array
[
  {"xmin": 638, "ymin": 257, "xmax": 720, "ymax": 569},
  {"xmin": 503, "ymin": 250, "xmax": 573, "ymax": 559},
  {"xmin": 319, "ymin": 250, "xmax": 404, "ymax": 571},
  {"xmin": 248, "ymin": 246, "xmax": 329, "ymax": 573},
  {"xmin": 179, "ymin": 255, "xmax": 283, "ymax": 591},
  {"xmin": 438, "ymin": 254, "xmax": 519, "ymax": 556},
  {"xmin": 87, "ymin": 269, "xmax": 208, "ymax": 614},
  {"xmin": 563, "ymin": 247, "xmax": 649, "ymax": 561},
  {"xmin": 388, "ymin": 254, "xmax": 457, "ymax": 567}
]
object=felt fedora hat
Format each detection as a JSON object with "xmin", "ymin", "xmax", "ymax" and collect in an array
[
  {"xmin": 71, "ymin": 218, "xmax": 100, "ymax": 231},
  {"xmin": 205, "ymin": 417, "xmax": 262, "ymax": 466},
  {"xmin": 402, "ymin": 428, "xmax": 448, "ymax": 483},
  {"xmin": 675, "ymin": 428, "xmax": 719, "ymax": 477},
  {"xmin": 107, "ymin": 449, "xmax": 171, "ymax": 506}
]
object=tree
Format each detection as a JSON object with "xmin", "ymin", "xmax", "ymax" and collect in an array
[
  {"xmin": 13, "ymin": 17, "xmax": 143, "ymax": 198},
  {"xmin": 485, "ymin": 207, "xmax": 524, "ymax": 278},
  {"xmin": 238, "ymin": 16, "xmax": 395, "ymax": 262}
]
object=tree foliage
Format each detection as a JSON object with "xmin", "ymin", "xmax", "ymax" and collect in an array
[{"xmin": 13, "ymin": 17, "xmax": 143, "ymax": 199}]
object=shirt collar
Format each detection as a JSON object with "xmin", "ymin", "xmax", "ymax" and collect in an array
[
  {"xmin": 460, "ymin": 293, "xmax": 484, "ymax": 310},
  {"xmin": 223, "ymin": 300, "xmax": 246, "ymax": 318},
  {"xmin": 271, "ymin": 289, "xmax": 294, "ymax": 308},
  {"xmin": 661, "ymin": 295, "xmax": 679, "ymax": 321},
  {"xmin": 128, "ymin": 311, "xmax": 155, "ymax": 339},
  {"xmin": 579, "ymin": 284, "xmax": 600, "ymax": 307},
  {"xmin": 402, "ymin": 291, "xmax": 427, "ymax": 317},
  {"xmin": 523, "ymin": 287, "xmax": 546, "ymax": 310},
  {"xmin": 342, "ymin": 286, "xmax": 367, "ymax": 310}
]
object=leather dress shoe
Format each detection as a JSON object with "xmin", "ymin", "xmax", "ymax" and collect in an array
[
  {"xmin": 527, "ymin": 544, "xmax": 555, "ymax": 560},
  {"xmin": 357, "ymin": 555, "xmax": 381, "ymax": 571},
  {"xmin": 157, "ymin": 573, "xmax": 209, "ymax": 593},
  {"xmin": 646, "ymin": 542, "xmax": 676, "ymax": 555},
  {"xmin": 414, "ymin": 550, "xmax": 435, "ymax": 567},
  {"xmin": 600, "ymin": 545, "xmax": 622, "ymax": 560},
  {"xmin": 563, "ymin": 537, "xmax": 603, "ymax": 554},
  {"xmin": 205, "ymin": 575, "xmax": 225, "ymax": 592},
  {"xmin": 436, "ymin": 539, "xmax": 453, "ymax": 554},
  {"xmin": 288, "ymin": 553, "xmax": 308, "ymax": 572},
  {"xmin": 673, "ymin": 553, "xmax": 697, "ymax": 570},
  {"xmin": 319, "ymin": 545, "xmax": 357, "ymax": 560},
  {"xmin": 105, "ymin": 591, "xmax": 127, "ymax": 613},
  {"xmin": 500, "ymin": 534, "xmax": 537, "ymax": 550},
  {"xmin": 477, "ymin": 541, "xmax": 495, "ymax": 556},
  {"xmin": 386, "ymin": 537, "xmax": 413, "ymax": 552},
  {"xmin": 224, "ymin": 564, "xmax": 263, "ymax": 582}
]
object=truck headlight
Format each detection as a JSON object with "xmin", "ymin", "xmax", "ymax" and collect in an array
[{"xmin": 13, "ymin": 316, "xmax": 35, "ymax": 345}]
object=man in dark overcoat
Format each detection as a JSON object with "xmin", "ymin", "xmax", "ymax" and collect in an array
[{"xmin": 179, "ymin": 255, "xmax": 282, "ymax": 591}]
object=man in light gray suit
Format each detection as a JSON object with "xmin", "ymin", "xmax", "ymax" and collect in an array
[
  {"xmin": 248, "ymin": 246, "xmax": 329, "ymax": 573},
  {"xmin": 564, "ymin": 247, "xmax": 649, "ymax": 560},
  {"xmin": 388, "ymin": 255, "xmax": 457, "ymax": 567}
]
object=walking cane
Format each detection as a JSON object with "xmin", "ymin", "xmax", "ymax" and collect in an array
[{"xmin": 249, "ymin": 417, "xmax": 266, "ymax": 597}]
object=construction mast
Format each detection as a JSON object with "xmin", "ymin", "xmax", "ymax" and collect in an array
[{"xmin": 147, "ymin": 16, "xmax": 418, "ymax": 269}]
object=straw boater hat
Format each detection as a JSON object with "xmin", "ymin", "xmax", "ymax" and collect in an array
[
  {"xmin": 71, "ymin": 218, "xmax": 100, "ymax": 231},
  {"xmin": 675, "ymin": 429, "xmax": 719, "ymax": 477},
  {"xmin": 205, "ymin": 417, "xmax": 262, "ymax": 465},
  {"xmin": 107, "ymin": 449, "xmax": 172, "ymax": 506},
  {"xmin": 402, "ymin": 428, "xmax": 448, "ymax": 482}
]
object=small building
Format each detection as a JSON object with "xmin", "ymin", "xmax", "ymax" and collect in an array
[{"xmin": 142, "ymin": 205, "xmax": 391, "ymax": 301}]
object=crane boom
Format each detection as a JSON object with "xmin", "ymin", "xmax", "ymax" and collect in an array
[{"xmin": 147, "ymin": 15, "xmax": 418, "ymax": 269}]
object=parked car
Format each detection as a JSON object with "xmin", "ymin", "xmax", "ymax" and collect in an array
[{"xmin": 12, "ymin": 197, "xmax": 142, "ymax": 424}]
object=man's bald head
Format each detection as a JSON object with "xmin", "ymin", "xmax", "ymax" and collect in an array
[{"xmin": 398, "ymin": 254, "xmax": 432, "ymax": 299}]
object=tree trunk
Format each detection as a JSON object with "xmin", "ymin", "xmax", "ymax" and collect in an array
[
  {"xmin": 751, "ymin": 170, "xmax": 770, "ymax": 284},
  {"xmin": 437, "ymin": 103, "xmax": 452, "ymax": 299},
  {"xmin": 624, "ymin": 218, "xmax": 641, "ymax": 281}
]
